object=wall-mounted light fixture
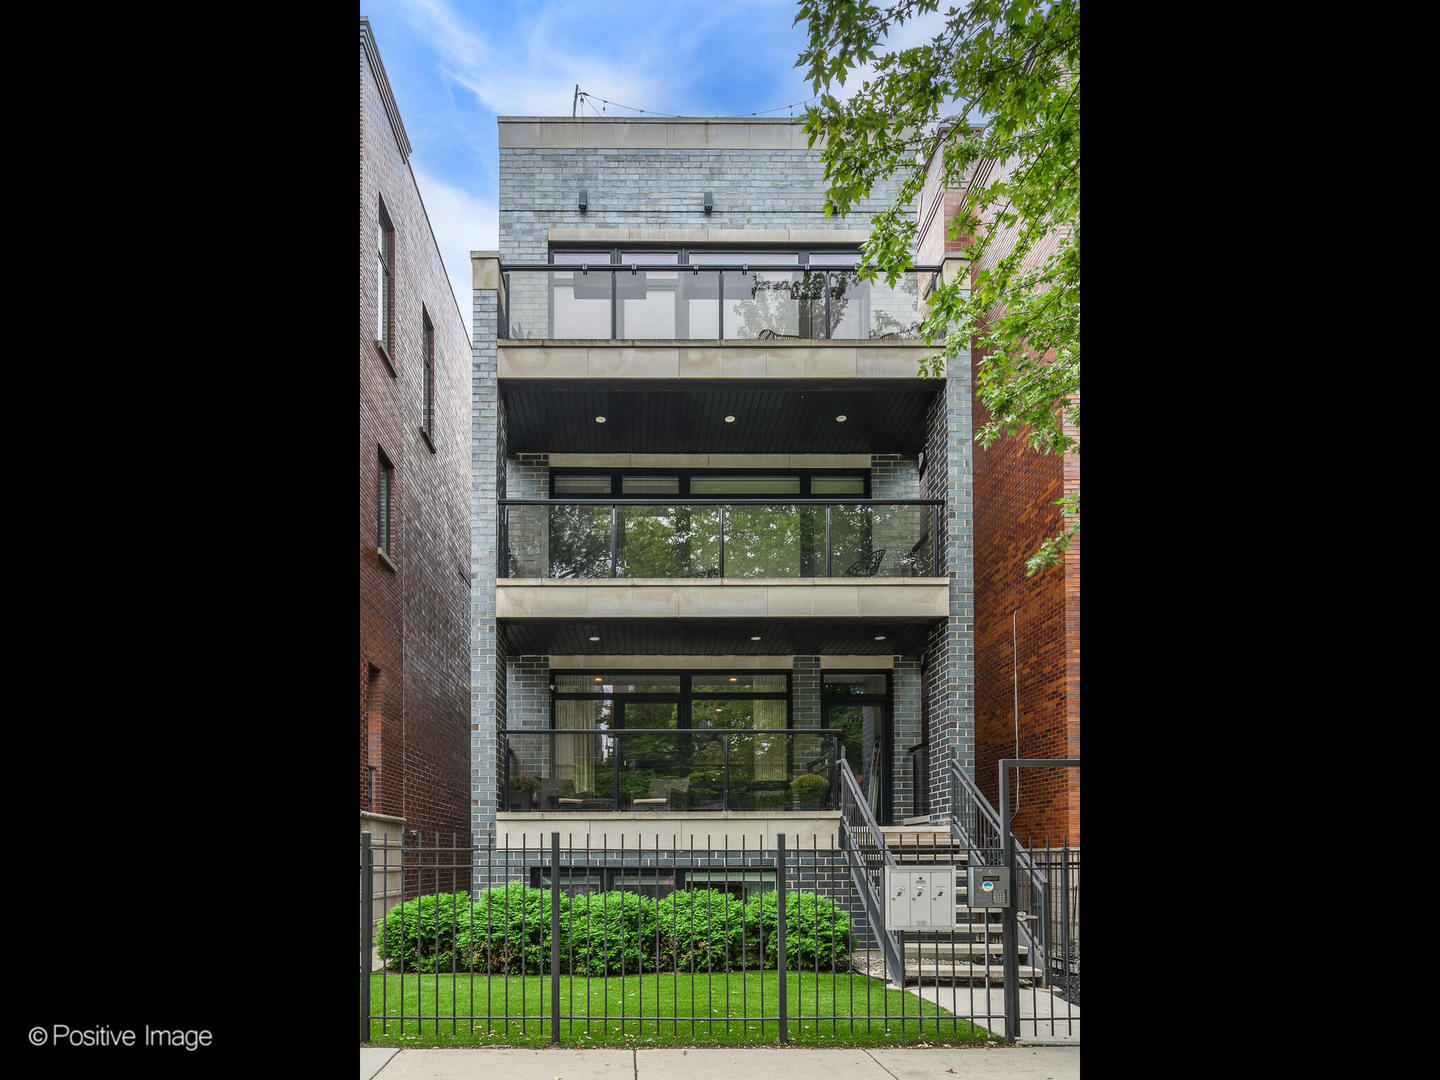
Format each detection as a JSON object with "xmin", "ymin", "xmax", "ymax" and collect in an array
[
  {"xmin": 703, "ymin": 190, "xmax": 713, "ymax": 214},
  {"xmin": 578, "ymin": 188, "xmax": 588, "ymax": 212}
]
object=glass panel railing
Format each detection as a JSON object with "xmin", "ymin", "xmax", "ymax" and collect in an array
[
  {"xmin": 722, "ymin": 504, "xmax": 824, "ymax": 578},
  {"xmin": 615, "ymin": 504, "xmax": 721, "ymax": 577},
  {"xmin": 500, "ymin": 729, "xmax": 841, "ymax": 812},
  {"xmin": 500, "ymin": 501, "xmax": 942, "ymax": 578},
  {"xmin": 546, "ymin": 504, "xmax": 612, "ymax": 578},
  {"xmin": 830, "ymin": 503, "xmax": 935, "ymax": 578},
  {"xmin": 497, "ymin": 268, "xmax": 930, "ymax": 341},
  {"xmin": 721, "ymin": 270, "xmax": 827, "ymax": 340}
]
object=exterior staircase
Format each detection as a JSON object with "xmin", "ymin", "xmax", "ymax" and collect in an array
[{"xmin": 882, "ymin": 825, "xmax": 1042, "ymax": 984}]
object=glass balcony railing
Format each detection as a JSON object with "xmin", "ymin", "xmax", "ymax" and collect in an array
[
  {"xmin": 500, "ymin": 728, "xmax": 841, "ymax": 813},
  {"xmin": 499, "ymin": 500, "xmax": 943, "ymax": 579},
  {"xmin": 499, "ymin": 264, "xmax": 936, "ymax": 341}
]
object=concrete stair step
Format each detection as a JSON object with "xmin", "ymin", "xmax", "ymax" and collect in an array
[
  {"xmin": 904, "ymin": 963, "xmax": 1042, "ymax": 982},
  {"xmin": 902, "ymin": 942, "xmax": 1025, "ymax": 957}
]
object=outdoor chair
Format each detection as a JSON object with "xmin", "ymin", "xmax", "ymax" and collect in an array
[
  {"xmin": 632, "ymin": 777, "xmax": 689, "ymax": 811},
  {"xmin": 538, "ymin": 778, "xmax": 575, "ymax": 809},
  {"xmin": 843, "ymin": 549, "xmax": 886, "ymax": 577}
]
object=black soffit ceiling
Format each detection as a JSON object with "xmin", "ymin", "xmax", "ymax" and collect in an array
[
  {"xmin": 498, "ymin": 619, "xmax": 941, "ymax": 657},
  {"xmin": 500, "ymin": 382, "xmax": 940, "ymax": 455}
]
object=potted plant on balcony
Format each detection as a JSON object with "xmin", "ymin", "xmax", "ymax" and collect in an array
[
  {"xmin": 790, "ymin": 773, "xmax": 830, "ymax": 809},
  {"xmin": 509, "ymin": 774, "xmax": 541, "ymax": 810}
]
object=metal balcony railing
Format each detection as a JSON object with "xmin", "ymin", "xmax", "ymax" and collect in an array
[
  {"xmin": 499, "ymin": 728, "xmax": 841, "ymax": 813},
  {"xmin": 498, "ymin": 263, "xmax": 939, "ymax": 341},
  {"xmin": 499, "ymin": 499, "xmax": 944, "ymax": 580}
]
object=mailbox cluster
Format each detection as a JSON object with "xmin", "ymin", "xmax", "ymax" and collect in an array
[{"xmin": 883, "ymin": 866, "xmax": 958, "ymax": 931}]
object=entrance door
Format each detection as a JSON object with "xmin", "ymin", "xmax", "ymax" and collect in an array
[{"xmin": 823, "ymin": 674, "xmax": 892, "ymax": 823}]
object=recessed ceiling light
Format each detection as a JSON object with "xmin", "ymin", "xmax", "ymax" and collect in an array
[
  {"xmin": 594, "ymin": 676, "xmax": 603, "ymax": 683},
  {"xmin": 724, "ymin": 415, "xmax": 736, "ymax": 423},
  {"xmin": 750, "ymin": 635, "xmax": 762, "ymax": 641},
  {"xmin": 715, "ymin": 707, "xmax": 723, "ymax": 714},
  {"xmin": 588, "ymin": 635, "xmax": 601, "ymax": 642},
  {"xmin": 728, "ymin": 677, "xmax": 738, "ymax": 682},
  {"xmin": 835, "ymin": 414, "xmax": 848, "ymax": 422},
  {"xmin": 595, "ymin": 416, "xmax": 607, "ymax": 423},
  {"xmin": 874, "ymin": 634, "xmax": 887, "ymax": 641}
]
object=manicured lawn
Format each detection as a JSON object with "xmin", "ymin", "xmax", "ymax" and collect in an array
[{"xmin": 364, "ymin": 971, "xmax": 990, "ymax": 1046}]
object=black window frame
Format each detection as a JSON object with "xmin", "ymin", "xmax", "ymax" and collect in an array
[
  {"xmin": 377, "ymin": 447, "xmax": 394, "ymax": 560},
  {"xmin": 548, "ymin": 468, "xmax": 871, "ymax": 499},
  {"xmin": 550, "ymin": 670, "xmax": 792, "ymax": 729},
  {"xmin": 546, "ymin": 244, "xmax": 870, "ymax": 342},
  {"xmin": 421, "ymin": 306, "xmax": 435, "ymax": 446},
  {"xmin": 377, "ymin": 197, "xmax": 396, "ymax": 368}
]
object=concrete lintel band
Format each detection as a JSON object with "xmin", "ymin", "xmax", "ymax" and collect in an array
[
  {"xmin": 545, "ymin": 228, "xmax": 873, "ymax": 245},
  {"xmin": 546, "ymin": 654, "xmax": 894, "ymax": 670},
  {"xmin": 542, "ymin": 453, "xmax": 874, "ymax": 468}
]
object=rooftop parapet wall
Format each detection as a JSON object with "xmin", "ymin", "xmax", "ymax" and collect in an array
[{"xmin": 497, "ymin": 117, "xmax": 913, "ymax": 265}]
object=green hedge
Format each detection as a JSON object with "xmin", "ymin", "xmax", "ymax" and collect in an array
[
  {"xmin": 377, "ymin": 887, "xmax": 848, "ymax": 974},
  {"xmin": 459, "ymin": 882, "xmax": 568, "ymax": 974},
  {"xmin": 377, "ymin": 892, "xmax": 471, "ymax": 974},
  {"xmin": 743, "ymin": 891, "xmax": 851, "ymax": 971},
  {"xmin": 566, "ymin": 891, "xmax": 661, "ymax": 975}
]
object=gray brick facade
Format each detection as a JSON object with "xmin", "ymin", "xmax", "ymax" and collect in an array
[
  {"xmin": 471, "ymin": 118, "xmax": 975, "ymax": 841},
  {"xmin": 472, "ymin": 287, "xmax": 501, "ymax": 844}
]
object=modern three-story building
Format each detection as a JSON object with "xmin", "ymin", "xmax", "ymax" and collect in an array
[{"xmin": 467, "ymin": 117, "xmax": 978, "ymax": 881}]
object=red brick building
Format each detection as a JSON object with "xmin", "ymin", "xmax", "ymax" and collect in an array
[
  {"xmin": 360, "ymin": 17, "xmax": 472, "ymax": 844},
  {"xmin": 918, "ymin": 134, "xmax": 1080, "ymax": 847}
]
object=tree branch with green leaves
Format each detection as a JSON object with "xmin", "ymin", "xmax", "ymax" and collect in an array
[{"xmin": 796, "ymin": 0, "xmax": 1079, "ymax": 576}]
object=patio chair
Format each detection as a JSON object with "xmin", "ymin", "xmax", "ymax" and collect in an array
[
  {"xmin": 538, "ymin": 778, "xmax": 575, "ymax": 809},
  {"xmin": 632, "ymin": 777, "xmax": 689, "ymax": 811},
  {"xmin": 843, "ymin": 549, "xmax": 886, "ymax": 577}
]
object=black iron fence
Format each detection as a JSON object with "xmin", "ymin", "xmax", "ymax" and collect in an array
[
  {"xmin": 500, "ymin": 728, "xmax": 841, "ymax": 814},
  {"xmin": 359, "ymin": 824, "xmax": 1084, "ymax": 1047},
  {"xmin": 499, "ymin": 499, "xmax": 943, "ymax": 580}
]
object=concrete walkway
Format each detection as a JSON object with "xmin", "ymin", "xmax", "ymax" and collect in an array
[
  {"xmin": 909, "ymin": 985, "xmax": 1079, "ymax": 1044},
  {"xmin": 361, "ymin": 1046, "xmax": 1079, "ymax": 1080}
]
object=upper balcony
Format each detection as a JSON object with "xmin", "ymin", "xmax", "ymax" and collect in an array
[{"xmin": 498, "ymin": 261, "xmax": 939, "ymax": 344}]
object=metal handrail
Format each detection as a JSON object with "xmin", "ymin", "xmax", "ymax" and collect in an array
[
  {"xmin": 500, "ymin": 263, "xmax": 944, "ymax": 273},
  {"xmin": 499, "ymin": 498, "xmax": 944, "ymax": 505},
  {"xmin": 836, "ymin": 757, "xmax": 903, "ymax": 985},
  {"xmin": 946, "ymin": 762, "xmax": 1049, "ymax": 976}
]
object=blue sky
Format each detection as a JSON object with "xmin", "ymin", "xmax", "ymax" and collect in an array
[{"xmin": 363, "ymin": 0, "xmax": 948, "ymax": 335}]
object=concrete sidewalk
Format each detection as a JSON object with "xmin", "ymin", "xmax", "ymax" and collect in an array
[{"xmin": 361, "ymin": 1046, "xmax": 1079, "ymax": 1080}]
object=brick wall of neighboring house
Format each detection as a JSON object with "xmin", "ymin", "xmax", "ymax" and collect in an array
[
  {"xmin": 361, "ymin": 21, "xmax": 473, "ymax": 847},
  {"xmin": 918, "ymin": 139, "xmax": 1079, "ymax": 845}
]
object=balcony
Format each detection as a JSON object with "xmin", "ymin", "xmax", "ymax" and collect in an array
[
  {"xmin": 501, "ymin": 728, "xmax": 842, "ymax": 814},
  {"xmin": 500, "ymin": 499, "xmax": 942, "ymax": 579},
  {"xmin": 499, "ymin": 263, "xmax": 937, "ymax": 342}
]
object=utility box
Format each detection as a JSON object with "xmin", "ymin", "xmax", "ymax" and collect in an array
[
  {"xmin": 966, "ymin": 865, "xmax": 1011, "ymax": 908},
  {"xmin": 883, "ymin": 865, "xmax": 958, "ymax": 931}
]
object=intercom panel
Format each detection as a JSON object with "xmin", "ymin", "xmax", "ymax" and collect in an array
[{"xmin": 966, "ymin": 866, "xmax": 1011, "ymax": 908}]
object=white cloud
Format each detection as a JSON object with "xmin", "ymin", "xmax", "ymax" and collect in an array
[
  {"xmin": 395, "ymin": 0, "xmax": 782, "ymax": 117},
  {"xmin": 398, "ymin": 0, "xmax": 691, "ymax": 116},
  {"xmin": 410, "ymin": 162, "xmax": 498, "ymax": 340}
]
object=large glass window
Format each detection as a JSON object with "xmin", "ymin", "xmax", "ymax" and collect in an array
[{"xmin": 548, "ymin": 671, "xmax": 792, "ymax": 810}]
